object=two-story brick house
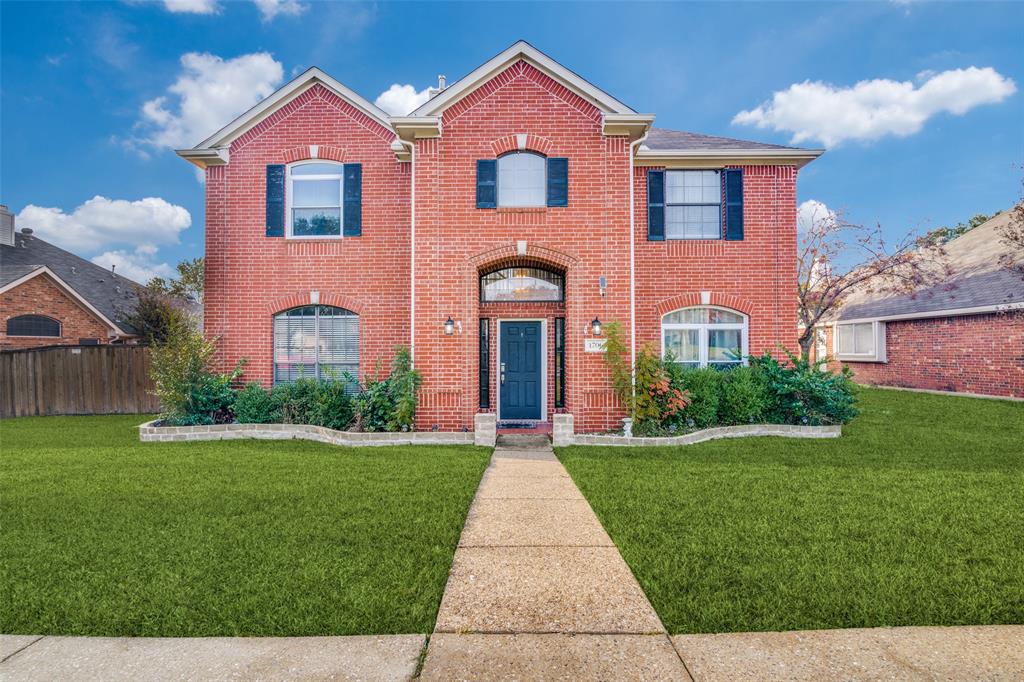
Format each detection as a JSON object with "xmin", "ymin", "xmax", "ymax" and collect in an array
[{"xmin": 178, "ymin": 41, "xmax": 822, "ymax": 433}]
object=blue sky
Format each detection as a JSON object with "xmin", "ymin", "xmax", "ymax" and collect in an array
[{"xmin": 2, "ymin": 1, "xmax": 1021, "ymax": 283}]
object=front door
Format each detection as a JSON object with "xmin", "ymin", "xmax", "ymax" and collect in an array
[{"xmin": 500, "ymin": 321, "xmax": 543, "ymax": 420}]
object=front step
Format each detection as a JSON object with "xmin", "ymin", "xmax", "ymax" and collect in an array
[{"xmin": 496, "ymin": 433, "xmax": 552, "ymax": 448}]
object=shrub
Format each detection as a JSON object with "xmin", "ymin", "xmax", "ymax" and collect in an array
[
  {"xmin": 308, "ymin": 380, "xmax": 354, "ymax": 431},
  {"xmin": 718, "ymin": 366, "xmax": 769, "ymax": 425},
  {"xmin": 234, "ymin": 382, "xmax": 281, "ymax": 424},
  {"xmin": 672, "ymin": 367, "xmax": 722, "ymax": 428},
  {"xmin": 149, "ymin": 318, "xmax": 241, "ymax": 426},
  {"xmin": 273, "ymin": 378, "xmax": 323, "ymax": 425},
  {"xmin": 350, "ymin": 346, "xmax": 422, "ymax": 432},
  {"xmin": 751, "ymin": 351, "xmax": 858, "ymax": 425}
]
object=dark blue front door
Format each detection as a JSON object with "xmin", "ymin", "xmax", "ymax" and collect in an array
[{"xmin": 500, "ymin": 321, "xmax": 542, "ymax": 420}]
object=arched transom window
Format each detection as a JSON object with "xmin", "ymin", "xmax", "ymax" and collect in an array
[
  {"xmin": 498, "ymin": 152, "xmax": 546, "ymax": 207},
  {"xmin": 662, "ymin": 306, "xmax": 748, "ymax": 368},
  {"xmin": 273, "ymin": 305, "xmax": 358, "ymax": 384},
  {"xmin": 481, "ymin": 267, "xmax": 565, "ymax": 302},
  {"xmin": 6, "ymin": 315, "xmax": 61, "ymax": 337}
]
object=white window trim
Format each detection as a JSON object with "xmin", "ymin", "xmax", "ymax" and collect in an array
[
  {"xmin": 272, "ymin": 306, "xmax": 360, "ymax": 384},
  {"xmin": 665, "ymin": 169, "xmax": 723, "ymax": 241},
  {"xmin": 286, "ymin": 161, "xmax": 344, "ymax": 240},
  {"xmin": 497, "ymin": 151, "xmax": 546, "ymax": 208},
  {"xmin": 833, "ymin": 320, "xmax": 887, "ymax": 363},
  {"xmin": 661, "ymin": 305, "xmax": 749, "ymax": 368}
]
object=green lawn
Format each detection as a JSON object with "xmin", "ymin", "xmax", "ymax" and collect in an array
[
  {"xmin": 557, "ymin": 388, "xmax": 1024, "ymax": 634},
  {"xmin": 0, "ymin": 415, "xmax": 491, "ymax": 637}
]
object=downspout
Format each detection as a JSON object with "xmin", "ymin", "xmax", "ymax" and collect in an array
[
  {"xmin": 399, "ymin": 138, "xmax": 417, "ymax": 367},
  {"xmin": 628, "ymin": 129, "xmax": 649, "ymax": 393}
]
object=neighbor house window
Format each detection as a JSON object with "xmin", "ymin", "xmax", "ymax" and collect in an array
[
  {"xmin": 273, "ymin": 305, "xmax": 359, "ymax": 384},
  {"xmin": 834, "ymin": 321, "xmax": 886, "ymax": 362},
  {"xmin": 480, "ymin": 266, "xmax": 564, "ymax": 302},
  {"xmin": 288, "ymin": 162, "xmax": 343, "ymax": 238},
  {"xmin": 666, "ymin": 170, "xmax": 721, "ymax": 239},
  {"xmin": 498, "ymin": 152, "xmax": 545, "ymax": 207},
  {"xmin": 662, "ymin": 306, "xmax": 747, "ymax": 368},
  {"xmin": 6, "ymin": 315, "xmax": 60, "ymax": 337}
]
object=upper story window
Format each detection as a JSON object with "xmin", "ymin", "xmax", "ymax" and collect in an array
[
  {"xmin": 6, "ymin": 314, "xmax": 61, "ymax": 337},
  {"xmin": 666, "ymin": 170, "xmax": 721, "ymax": 240},
  {"xmin": 662, "ymin": 306, "xmax": 747, "ymax": 368},
  {"xmin": 834, "ymin": 321, "xmax": 886, "ymax": 362},
  {"xmin": 498, "ymin": 152, "xmax": 546, "ymax": 207},
  {"xmin": 273, "ymin": 305, "xmax": 359, "ymax": 385},
  {"xmin": 288, "ymin": 162, "xmax": 343, "ymax": 238},
  {"xmin": 480, "ymin": 266, "xmax": 565, "ymax": 302}
]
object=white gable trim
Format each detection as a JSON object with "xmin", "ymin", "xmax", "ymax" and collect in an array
[
  {"xmin": 411, "ymin": 40, "xmax": 637, "ymax": 117},
  {"xmin": 182, "ymin": 67, "xmax": 395, "ymax": 155},
  {"xmin": 0, "ymin": 266, "xmax": 128, "ymax": 337},
  {"xmin": 831, "ymin": 300, "xmax": 1024, "ymax": 326}
]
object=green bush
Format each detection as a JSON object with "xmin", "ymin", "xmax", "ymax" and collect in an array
[
  {"xmin": 673, "ymin": 367, "xmax": 722, "ymax": 428},
  {"xmin": 718, "ymin": 366, "xmax": 769, "ymax": 425},
  {"xmin": 149, "ymin": 318, "xmax": 241, "ymax": 426},
  {"xmin": 273, "ymin": 378, "xmax": 324, "ymax": 425},
  {"xmin": 350, "ymin": 346, "xmax": 422, "ymax": 432},
  {"xmin": 309, "ymin": 380, "xmax": 355, "ymax": 431},
  {"xmin": 234, "ymin": 382, "xmax": 281, "ymax": 424},
  {"xmin": 751, "ymin": 351, "xmax": 858, "ymax": 425}
]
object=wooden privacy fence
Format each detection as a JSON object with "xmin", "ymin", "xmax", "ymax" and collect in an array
[{"xmin": 0, "ymin": 345, "xmax": 160, "ymax": 418}]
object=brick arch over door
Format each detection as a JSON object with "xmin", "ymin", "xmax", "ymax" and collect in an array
[
  {"xmin": 467, "ymin": 241, "xmax": 579, "ymax": 272},
  {"xmin": 653, "ymin": 292, "xmax": 755, "ymax": 318}
]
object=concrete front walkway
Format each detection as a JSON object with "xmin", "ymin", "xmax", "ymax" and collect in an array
[{"xmin": 420, "ymin": 441, "xmax": 693, "ymax": 680}]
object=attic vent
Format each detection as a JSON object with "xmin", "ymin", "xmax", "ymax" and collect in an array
[{"xmin": 427, "ymin": 74, "xmax": 447, "ymax": 98}]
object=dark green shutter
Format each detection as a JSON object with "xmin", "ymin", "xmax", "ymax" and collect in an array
[
  {"xmin": 265, "ymin": 165, "xmax": 285, "ymax": 237},
  {"xmin": 647, "ymin": 169, "xmax": 665, "ymax": 241},
  {"xmin": 476, "ymin": 159, "xmax": 497, "ymax": 208},
  {"xmin": 546, "ymin": 157, "xmax": 568, "ymax": 207},
  {"xmin": 343, "ymin": 163, "xmax": 362, "ymax": 236},
  {"xmin": 724, "ymin": 168, "xmax": 744, "ymax": 241}
]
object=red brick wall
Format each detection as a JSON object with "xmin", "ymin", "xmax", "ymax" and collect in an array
[
  {"xmin": 823, "ymin": 311, "xmax": 1024, "ymax": 398},
  {"xmin": 204, "ymin": 61, "xmax": 803, "ymax": 431},
  {"xmin": 0, "ymin": 274, "xmax": 113, "ymax": 349},
  {"xmin": 204, "ymin": 84, "xmax": 411, "ymax": 385}
]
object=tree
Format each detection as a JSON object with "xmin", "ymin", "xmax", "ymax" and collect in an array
[
  {"xmin": 796, "ymin": 205, "xmax": 950, "ymax": 360},
  {"xmin": 119, "ymin": 286, "xmax": 186, "ymax": 344},
  {"xmin": 148, "ymin": 257, "xmax": 204, "ymax": 304},
  {"xmin": 995, "ymin": 181, "xmax": 1024, "ymax": 282},
  {"xmin": 920, "ymin": 213, "xmax": 993, "ymax": 246}
]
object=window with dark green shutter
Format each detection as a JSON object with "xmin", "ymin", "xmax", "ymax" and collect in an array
[
  {"xmin": 476, "ymin": 159, "xmax": 497, "ymax": 208},
  {"xmin": 343, "ymin": 163, "xmax": 362, "ymax": 237},
  {"xmin": 724, "ymin": 168, "xmax": 744, "ymax": 241},
  {"xmin": 647, "ymin": 169, "xmax": 665, "ymax": 241},
  {"xmin": 546, "ymin": 157, "xmax": 568, "ymax": 207},
  {"xmin": 266, "ymin": 164, "xmax": 286, "ymax": 237}
]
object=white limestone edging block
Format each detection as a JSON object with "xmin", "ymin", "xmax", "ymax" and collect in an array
[
  {"xmin": 138, "ymin": 421, "xmax": 475, "ymax": 446},
  {"xmin": 564, "ymin": 423, "xmax": 841, "ymax": 447},
  {"xmin": 473, "ymin": 413, "xmax": 497, "ymax": 447},
  {"xmin": 552, "ymin": 413, "xmax": 574, "ymax": 447}
]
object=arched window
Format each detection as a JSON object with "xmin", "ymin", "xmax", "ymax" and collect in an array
[
  {"xmin": 481, "ymin": 267, "xmax": 564, "ymax": 302},
  {"xmin": 498, "ymin": 152, "xmax": 545, "ymax": 207},
  {"xmin": 662, "ymin": 306, "xmax": 747, "ymax": 368},
  {"xmin": 6, "ymin": 315, "xmax": 61, "ymax": 337},
  {"xmin": 273, "ymin": 305, "xmax": 359, "ymax": 384},
  {"xmin": 288, "ymin": 162, "xmax": 343, "ymax": 238}
]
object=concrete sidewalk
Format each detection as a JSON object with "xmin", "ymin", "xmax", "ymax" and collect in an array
[{"xmin": 420, "ymin": 442, "xmax": 692, "ymax": 680}]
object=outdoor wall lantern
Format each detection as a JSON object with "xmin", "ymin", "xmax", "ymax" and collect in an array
[
  {"xmin": 444, "ymin": 317, "xmax": 455, "ymax": 335},
  {"xmin": 591, "ymin": 318, "xmax": 602, "ymax": 336}
]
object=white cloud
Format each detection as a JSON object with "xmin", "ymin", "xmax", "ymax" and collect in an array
[
  {"xmin": 16, "ymin": 196, "xmax": 191, "ymax": 254},
  {"xmin": 91, "ymin": 248, "xmax": 175, "ymax": 284},
  {"xmin": 733, "ymin": 67, "xmax": 1016, "ymax": 147},
  {"xmin": 253, "ymin": 0, "xmax": 306, "ymax": 21},
  {"xmin": 798, "ymin": 199, "xmax": 837, "ymax": 235},
  {"xmin": 374, "ymin": 83, "xmax": 431, "ymax": 116},
  {"xmin": 163, "ymin": 0, "xmax": 219, "ymax": 14},
  {"xmin": 137, "ymin": 51, "xmax": 284, "ymax": 150}
]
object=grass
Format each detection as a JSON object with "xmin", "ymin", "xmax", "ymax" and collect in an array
[
  {"xmin": 557, "ymin": 388, "xmax": 1024, "ymax": 634},
  {"xmin": 0, "ymin": 415, "xmax": 491, "ymax": 637}
]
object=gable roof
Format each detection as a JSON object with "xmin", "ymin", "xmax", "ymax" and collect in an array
[
  {"xmin": 837, "ymin": 210, "xmax": 1024, "ymax": 322},
  {"xmin": 1, "ymin": 231, "xmax": 144, "ymax": 335},
  {"xmin": 644, "ymin": 128, "xmax": 806, "ymax": 152},
  {"xmin": 409, "ymin": 40, "xmax": 638, "ymax": 117},
  {"xmin": 178, "ymin": 67, "xmax": 395, "ymax": 168},
  {"xmin": 637, "ymin": 127, "xmax": 824, "ymax": 168}
]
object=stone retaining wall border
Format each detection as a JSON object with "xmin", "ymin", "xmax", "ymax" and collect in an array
[
  {"xmin": 567, "ymin": 423, "xmax": 841, "ymax": 447},
  {"xmin": 138, "ymin": 421, "xmax": 477, "ymax": 447}
]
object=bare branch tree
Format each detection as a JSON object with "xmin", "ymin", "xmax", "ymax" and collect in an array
[
  {"xmin": 796, "ymin": 205, "xmax": 951, "ymax": 359},
  {"xmin": 995, "ymin": 184, "xmax": 1024, "ymax": 282}
]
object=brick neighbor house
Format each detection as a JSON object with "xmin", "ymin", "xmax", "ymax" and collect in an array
[
  {"xmin": 816, "ymin": 210, "xmax": 1024, "ymax": 399},
  {"xmin": 177, "ymin": 41, "xmax": 823, "ymax": 433},
  {"xmin": 0, "ymin": 205, "xmax": 142, "ymax": 349}
]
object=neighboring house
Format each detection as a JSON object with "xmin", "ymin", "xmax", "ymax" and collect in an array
[
  {"xmin": 177, "ymin": 41, "xmax": 822, "ymax": 433},
  {"xmin": 0, "ymin": 206, "xmax": 142, "ymax": 348},
  {"xmin": 817, "ymin": 210, "xmax": 1024, "ymax": 398}
]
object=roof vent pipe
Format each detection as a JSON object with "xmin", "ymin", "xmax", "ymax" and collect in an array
[{"xmin": 438, "ymin": 74, "xmax": 446, "ymax": 90}]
